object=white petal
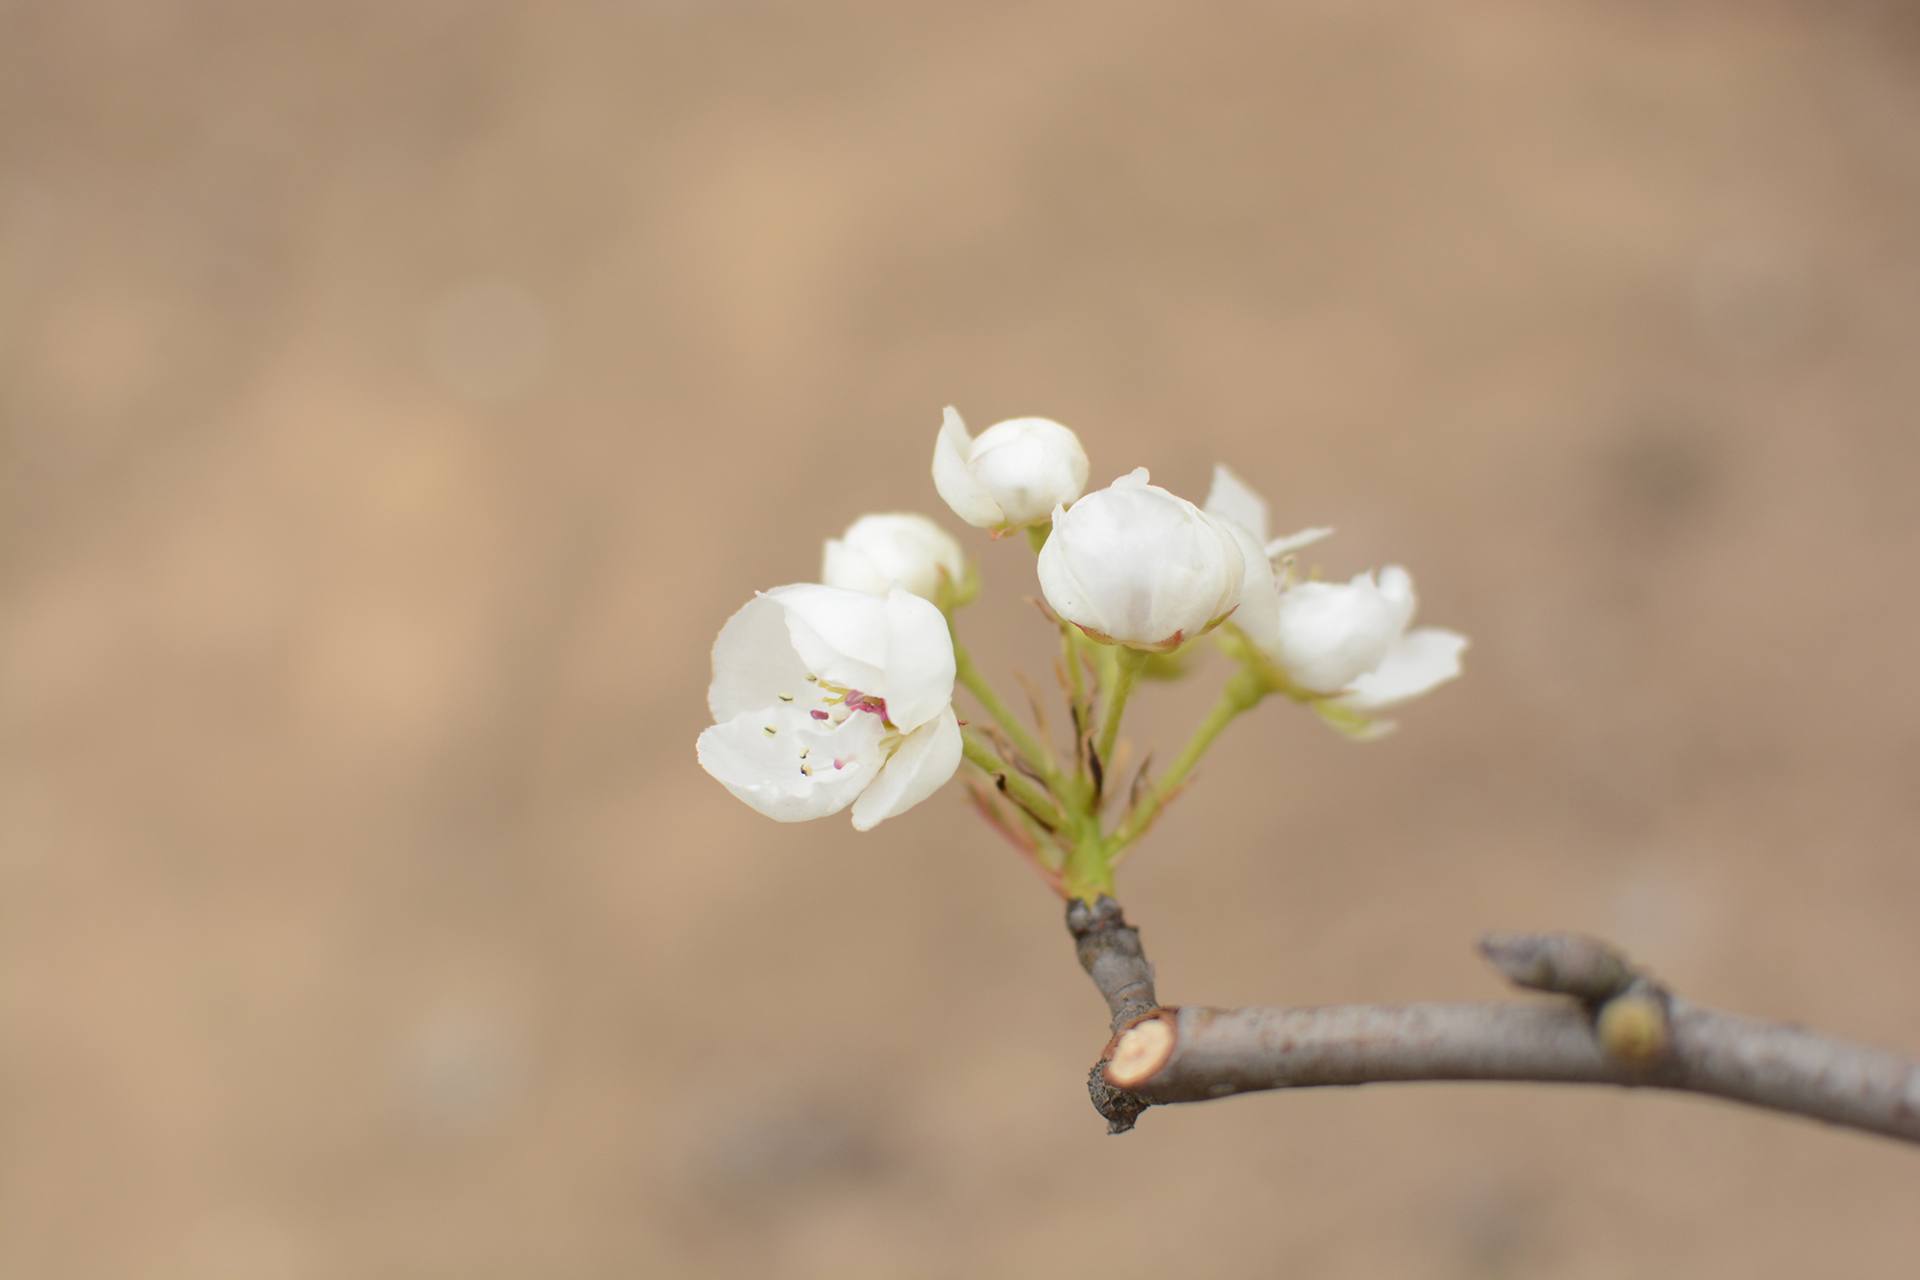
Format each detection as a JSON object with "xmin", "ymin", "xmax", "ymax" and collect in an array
[
  {"xmin": 1222, "ymin": 521, "xmax": 1281, "ymax": 654},
  {"xmin": 707, "ymin": 594, "xmax": 815, "ymax": 721},
  {"xmin": 1035, "ymin": 503, "xmax": 1114, "ymax": 637},
  {"xmin": 1204, "ymin": 510, "xmax": 1249, "ymax": 621},
  {"xmin": 1268, "ymin": 572, "xmax": 1405, "ymax": 693},
  {"xmin": 697, "ymin": 707, "xmax": 885, "ymax": 822},
  {"xmin": 1203, "ymin": 463, "xmax": 1270, "ymax": 545},
  {"xmin": 1037, "ymin": 472, "xmax": 1243, "ymax": 648},
  {"xmin": 875, "ymin": 588, "xmax": 955, "ymax": 732},
  {"xmin": 1375, "ymin": 564, "xmax": 1418, "ymax": 635},
  {"xmin": 821, "ymin": 538, "xmax": 890, "ymax": 596},
  {"xmin": 768, "ymin": 584, "xmax": 889, "ymax": 694},
  {"xmin": 1266, "ymin": 526, "xmax": 1334, "ymax": 558},
  {"xmin": 1040, "ymin": 489, "xmax": 1151, "ymax": 639},
  {"xmin": 967, "ymin": 417, "xmax": 1089, "ymax": 526},
  {"xmin": 850, "ymin": 706, "xmax": 962, "ymax": 830},
  {"xmin": 823, "ymin": 513, "xmax": 964, "ymax": 599},
  {"xmin": 1334, "ymin": 627, "xmax": 1467, "ymax": 712},
  {"xmin": 931, "ymin": 406, "xmax": 1005, "ymax": 528}
]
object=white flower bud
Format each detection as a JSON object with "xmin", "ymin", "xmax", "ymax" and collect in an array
[
  {"xmin": 932, "ymin": 406, "xmax": 1089, "ymax": 530},
  {"xmin": 1269, "ymin": 567, "xmax": 1416, "ymax": 694},
  {"xmin": 1036, "ymin": 468, "xmax": 1244, "ymax": 651},
  {"xmin": 822, "ymin": 513, "xmax": 966, "ymax": 601}
]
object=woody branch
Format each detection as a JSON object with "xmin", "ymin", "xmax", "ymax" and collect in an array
[{"xmin": 1067, "ymin": 902, "xmax": 1920, "ymax": 1144}]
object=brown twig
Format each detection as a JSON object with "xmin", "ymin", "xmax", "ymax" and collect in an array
[
  {"xmin": 1067, "ymin": 908, "xmax": 1920, "ymax": 1144},
  {"xmin": 1067, "ymin": 897, "xmax": 1159, "ymax": 1029},
  {"xmin": 1065, "ymin": 898, "xmax": 1160, "ymax": 1132}
]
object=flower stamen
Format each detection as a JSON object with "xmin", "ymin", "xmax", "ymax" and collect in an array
[{"xmin": 844, "ymin": 690, "xmax": 888, "ymax": 718}]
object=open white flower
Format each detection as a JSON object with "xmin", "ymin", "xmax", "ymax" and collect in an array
[
  {"xmin": 696, "ymin": 585, "xmax": 962, "ymax": 830},
  {"xmin": 932, "ymin": 406, "xmax": 1089, "ymax": 530},
  {"xmin": 1204, "ymin": 463, "xmax": 1464, "ymax": 715},
  {"xmin": 822, "ymin": 513, "xmax": 966, "ymax": 601},
  {"xmin": 1037, "ymin": 468, "xmax": 1244, "ymax": 651}
]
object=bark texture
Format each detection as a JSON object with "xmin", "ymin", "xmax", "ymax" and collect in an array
[
  {"xmin": 1065, "ymin": 897, "xmax": 1159, "ymax": 1132},
  {"xmin": 1069, "ymin": 915, "xmax": 1920, "ymax": 1145}
]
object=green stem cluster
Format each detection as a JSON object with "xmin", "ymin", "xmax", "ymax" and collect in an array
[
  {"xmin": 952, "ymin": 617, "xmax": 1270, "ymax": 903},
  {"xmin": 954, "ymin": 642, "xmax": 1055, "ymax": 783},
  {"xmin": 1111, "ymin": 664, "xmax": 1267, "ymax": 852},
  {"xmin": 1096, "ymin": 647, "xmax": 1147, "ymax": 771}
]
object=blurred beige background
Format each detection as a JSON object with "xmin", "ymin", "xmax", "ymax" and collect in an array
[{"xmin": 6, "ymin": 1, "xmax": 1920, "ymax": 1276}]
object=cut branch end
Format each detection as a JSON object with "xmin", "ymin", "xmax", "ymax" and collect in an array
[{"xmin": 1106, "ymin": 1015, "xmax": 1176, "ymax": 1089}]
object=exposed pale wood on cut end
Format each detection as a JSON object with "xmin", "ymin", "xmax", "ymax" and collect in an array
[{"xmin": 1105, "ymin": 1016, "xmax": 1176, "ymax": 1088}]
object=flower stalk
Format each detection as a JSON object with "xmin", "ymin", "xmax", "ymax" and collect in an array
[
  {"xmin": 1113, "ymin": 664, "xmax": 1267, "ymax": 851},
  {"xmin": 953, "ymin": 639, "xmax": 1057, "ymax": 783},
  {"xmin": 961, "ymin": 730, "xmax": 1066, "ymax": 833},
  {"xmin": 1060, "ymin": 626, "xmax": 1088, "ymax": 772},
  {"xmin": 1096, "ymin": 646, "xmax": 1148, "ymax": 773}
]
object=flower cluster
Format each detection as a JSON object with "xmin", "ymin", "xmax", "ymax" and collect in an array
[{"xmin": 697, "ymin": 406, "xmax": 1466, "ymax": 889}]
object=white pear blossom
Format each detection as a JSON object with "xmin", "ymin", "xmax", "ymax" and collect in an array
[
  {"xmin": 822, "ymin": 513, "xmax": 966, "ymax": 601},
  {"xmin": 696, "ymin": 585, "xmax": 962, "ymax": 830},
  {"xmin": 1204, "ymin": 463, "xmax": 1464, "ymax": 714},
  {"xmin": 1270, "ymin": 566, "xmax": 1421, "ymax": 694},
  {"xmin": 1270, "ymin": 565, "xmax": 1466, "ymax": 710},
  {"xmin": 1037, "ymin": 468, "xmax": 1244, "ymax": 651},
  {"xmin": 932, "ymin": 406, "xmax": 1089, "ymax": 530}
]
